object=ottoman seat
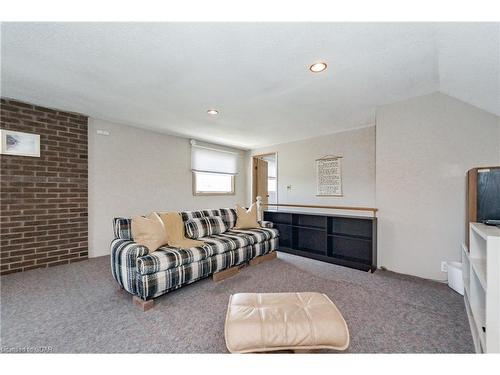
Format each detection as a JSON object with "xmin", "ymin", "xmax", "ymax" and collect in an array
[{"xmin": 224, "ymin": 292, "xmax": 349, "ymax": 353}]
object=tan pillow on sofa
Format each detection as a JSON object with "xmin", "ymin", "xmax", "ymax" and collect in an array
[
  {"xmin": 157, "ymin": 212, "xmax": 204, "ymax": 249},
  {"xmin": 234, "ymin": 204, "xmax": 260, "ymax": 230},
  {"xmin": 131, "ymin": 212, "xmax": 168, "ymax": 253}
]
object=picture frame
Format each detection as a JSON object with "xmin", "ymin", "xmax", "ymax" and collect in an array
[
  {"xmin": 316, "ymin": 155, "xmax": 343, "ymax": 197},
  {"xmin": 0, "ymin": 129, "xmax": 40, "ymax": 157}
]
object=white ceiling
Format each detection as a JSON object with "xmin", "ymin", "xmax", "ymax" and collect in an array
[{"xmin": 1, "ymin": 23, "xmax": 498, "ymax": 149}]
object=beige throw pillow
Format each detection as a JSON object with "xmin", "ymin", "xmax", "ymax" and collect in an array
[
  {"xmin": 234, "ymin": 203, "xmax": 260, "ymax": 230},
  {"xmin": 157, "ymin": 212, "xmax": 204, "ymax": 249},
  {"xmin": 131, "ymin": 212, "xmax": 168, "ymax": 253}
]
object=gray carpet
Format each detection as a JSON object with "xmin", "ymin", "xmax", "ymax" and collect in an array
[{"xmin": 0, "ymin": 252, "xmax": 473, "ymax": 353}]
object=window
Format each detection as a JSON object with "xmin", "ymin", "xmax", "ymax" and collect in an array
[
  {"xmin": 191, "ymin": 141, "xmax": 238, "ymax": 195},
  {"xmin": 268, "ymin": 177, "xmax": 277, "ymax": 192},
  {"xmin": 193, "ymin": 171, "xmax": 234, "ymax": 195}
]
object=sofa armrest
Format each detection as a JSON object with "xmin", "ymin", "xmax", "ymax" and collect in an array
[
  {"xmin": 259, "ymin": 220, "xmax": 274, "ymax": 229},
  {"xmin": 110, "ymin": 238, "xmax": 149, "ymax": 294}
]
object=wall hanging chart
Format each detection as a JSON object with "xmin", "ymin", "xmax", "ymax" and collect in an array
[{"xmin": 316, "ymin": 155, "xmax": 343, "ymax": 196}]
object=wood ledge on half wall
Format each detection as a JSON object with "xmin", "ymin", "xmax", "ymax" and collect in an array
[{"xmin": 262, "ymin": 203, "xmax": 378, "ymax": 218}]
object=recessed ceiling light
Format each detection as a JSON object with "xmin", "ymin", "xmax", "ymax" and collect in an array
[
  {"xmin": 309, "ymin": 62, "xmax": 327, "ymax": 73},
  {"xmin": 207, "ymin": 109, "xmax": 219, "ymax": 116}
]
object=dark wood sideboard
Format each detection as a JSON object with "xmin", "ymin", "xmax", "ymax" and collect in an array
[{"xmin": 264, "ymin": 210, "xmax": 377, "ymax": 272}]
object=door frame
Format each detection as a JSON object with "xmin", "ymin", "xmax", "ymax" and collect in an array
[{"xmin": 251, "ymin": 152, "xmax": 278, "ymax": 205}]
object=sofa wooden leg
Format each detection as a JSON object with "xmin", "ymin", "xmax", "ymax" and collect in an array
[
  {"xmin": 133, "ymin": 295, "xmax": 155, "ymax": 312},
  {"xmin": 213, "ymin": 265, "xmax": 239, "ymax": 282},
  {"xmin": 249, "ymin": 251, "xmax": 277, "ymax": 266}
]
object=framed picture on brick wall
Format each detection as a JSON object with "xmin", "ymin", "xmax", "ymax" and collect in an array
[{"xmin": 0, "ymin": 129, "xmax": 40, "ymax": 157}]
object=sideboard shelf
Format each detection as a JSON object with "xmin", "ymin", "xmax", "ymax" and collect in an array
[{"xmin": 264, "ymin": 210, "xmax": 377, "ymax": 272}]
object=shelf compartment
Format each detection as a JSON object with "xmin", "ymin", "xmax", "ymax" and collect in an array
[
  {"xmin": 328, "ymin": 217, "xmax": 373, "ymax": 238},
  {"xmin": 292, "ymin": 227, "xmax": 327, "ymax": 255},
  {"xmin": 462, "ymin": 243, "xmax": 471, "ymax": 295},
  {"xmin": 471, "ymin": 304, "xmax": 486, "ymax": 350},
  {"xmin": 274, "ymin": 223, "xmax": 292, "ymax": 248},
  {"xmin": 471, "ymin": 258, "xmax": 487, "ymax": 290},
  {"xmin": 469, "ymin": 269, "xmax": 487, "ymax": 349},
  {"xmin": 292, "ymin": 214, "xmax": 327, "ymax": 229},
  {"xmin": 328, "ymin": 235, "xmax": 372, "ymax": 264},
  {"xmin": 278, "ymin": 247, "xmax": 372, "ymax": 272},
  {"xmin": 264, "ymin": 211, "xmax": 292, "ymax": 225},
  {"xmin": 464, "ymin": 291, "xmax": 482, "ymax": 353},
  {"xmin": 469, "ymin": 224, "xmax": 487, "ymax": 261}
]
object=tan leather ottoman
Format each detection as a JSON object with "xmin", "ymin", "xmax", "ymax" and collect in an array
[{"xmin": 224, "ymin": 292, "xmax": 349, "ymax": 353}]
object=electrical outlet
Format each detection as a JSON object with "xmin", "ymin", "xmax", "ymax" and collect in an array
[{"xmin": 441, "ymin": 261, "xmax": 448, "ymax": 272}]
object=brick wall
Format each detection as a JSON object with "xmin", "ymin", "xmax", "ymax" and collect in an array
[{"xmin": 0, "ymin": 98, "xmax": 88, "ymax": 275}]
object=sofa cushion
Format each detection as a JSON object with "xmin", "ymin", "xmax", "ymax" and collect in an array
[
  {"xmin": 180, "ymin": 209, "xmax": 220, "ymax": 222},
  {"xmin": 201, "ymin": 231, "xmax": 255, "ymax": 255},
  {"xmin": 136, "ymin": 245, "xmax": 256, "ymax": 299},
  {"xmin": 219, "ymin": 208, "xmax": 237, "ymax": 228},
  {"xmin": 185, "ymin": 216, "xmax": 228, "ymax": 239},
  {"xmin": 228, "ymin": 227, "xmax": 279, "ymax": 243},
  {"xmin": 137, "ymin": 245, "xmax": 213, "ymax": 275},
  {"xmin": 137, "ymin": 233, "xmax": 250, "ymax": 275},
  {"xmin": 136, "ymin": 228, "xmax": 278, "ymax": 275}
]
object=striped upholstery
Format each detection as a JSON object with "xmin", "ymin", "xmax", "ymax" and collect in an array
[
  {"xmin": 202, "ymin": 231, "xmax": 254, "ymax": 254},
  {"xmin": 258, "ymin": 220, "xmax": 274, "ymax": 229},
  {"xmin": 185, "ymin": 216, "xmax": 228, "ymax": 239},
  {"xmin": 136, "ymin": 238, "xmax": 278, "ymax": 299},
  {"xmin": 219, "ymin": 208, "xmax": 237, "ymax": 228},
  {"xmin": 110, "ymin": 238, "xmax": 149, "ymax": 293},
  {"xmin": 113, "ymin": 218, "xmax": 133, "ymax": 240},
  {"xmin": 137, "ymin": 245, "xmax": 214, "ymax": 275},
  {"xmin": 252, "ymin": 237, "xmax": 278, "ymax": 258},
  {"xmin": 179, "ymin": 209, "xmax": 220, "ymax": 221},
  {"xmin": 136, "ymin": 227, "xmax": 278, "ymax": 275},
  {"xmin": 110, "ymin": 209, "xmax": 279, "ymax": 300}
]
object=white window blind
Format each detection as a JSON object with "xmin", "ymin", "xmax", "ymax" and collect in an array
[{"xmin": 191, "ymin": 142, "xmax": 238, "ymax": 175}]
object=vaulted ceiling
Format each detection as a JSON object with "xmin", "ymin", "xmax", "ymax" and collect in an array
[{"xmin": 1, "ymin": 23, "xmax": 498, "ymax": 149}]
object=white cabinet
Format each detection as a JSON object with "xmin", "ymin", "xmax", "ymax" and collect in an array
[{"xmin": 462, "ymin": 223, "xmax": 500, "ymax": 353}]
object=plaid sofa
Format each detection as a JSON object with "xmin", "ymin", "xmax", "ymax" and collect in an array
[{"xmin": 111, "ymin": 208, "xmax": 278, "ymax": 300}]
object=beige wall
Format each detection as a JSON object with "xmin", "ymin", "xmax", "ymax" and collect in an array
[
  {"xmin": 88, "ymin": 118, "xmax": 248, "ymax": 258},
  {"xmin": 376, "ymin": 92, "xmax": 500, "ymax": 280},
  {"xmin": 249, "ymin": 126, "xmax": 376, "ymax": 213}
]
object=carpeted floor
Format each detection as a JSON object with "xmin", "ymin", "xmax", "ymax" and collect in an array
[{"xmin": 0, "ymin": 252, "xmax": 473, "ymax": 353}]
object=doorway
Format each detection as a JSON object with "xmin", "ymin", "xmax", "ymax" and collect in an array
[{"xmin": 252, "ymin": 152, "xmax": 277, "ymax": 207}]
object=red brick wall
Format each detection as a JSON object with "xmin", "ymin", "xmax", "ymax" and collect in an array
[{"xmin": 0, "ymin": 98, "xmax": 88, "ymax": 275}]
